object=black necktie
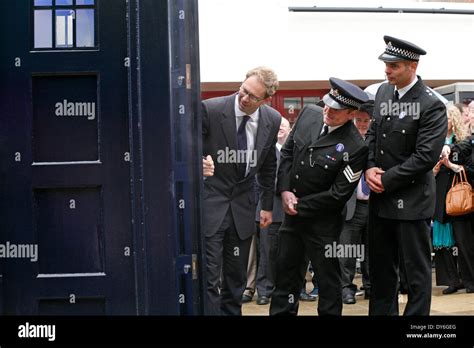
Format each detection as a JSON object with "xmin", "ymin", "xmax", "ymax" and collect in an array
[
  {"xmin": 237, "ymin": 115, "xmax": 250, "ymax": 178},
  {"xmin": 394, "ymin": 90, "xmax": 399, "ymax": 102},
  {"xmin": 319, "ymin": 124, "xmax": 328, "ymax": 138}
]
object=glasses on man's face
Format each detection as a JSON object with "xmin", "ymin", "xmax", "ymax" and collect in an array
[{"xmin": 239, "ymin": 85, "xmax": 266, "ymax": 103}]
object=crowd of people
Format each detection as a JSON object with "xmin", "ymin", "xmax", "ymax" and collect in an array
[{"xmin": 201, "ymin": 35, "xmax": 474, "ymax": 316}]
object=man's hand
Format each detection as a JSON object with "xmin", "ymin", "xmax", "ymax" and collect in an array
[
  {"xmin": 203, "ymin": 155, "xmax": 214, "ymax": 177},
  {"xmin": 260, "ymin": 210, "xmax": 273, "ymax": 228},
  {"xmin": 433, "ymin": 160, "xmax": 442, "ymax": 176},
  {"xmin": 365, "ymin": 167, "xmax": 385, "ymax": 193},
  {"xmin": 281, "ymin": 191, "xmax": 298, "ymax": 215}
]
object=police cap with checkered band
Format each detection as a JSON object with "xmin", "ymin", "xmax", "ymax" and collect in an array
[
  {"xmin": 322, "ymin": 77, "xmax": 369, "ymax": 110},
  {"xmin": 379, "ymin": 35, "xmax": 426, "ymax": 62}
]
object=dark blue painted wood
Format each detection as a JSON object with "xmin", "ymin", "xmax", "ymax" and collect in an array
[
  {"xmin": 0, "ymin": 0, "xmax": 204, "ymax": 315},
  {"xmin": 169, "ymin": 0, "xmax": 205, "ymax": 315},
  {"xmin": 127, "ymin": 0, "xmax": 204, "ymax": 315},
  {"xmin": 1, "ymin": 0, "xmax": 135, "ymax": 315}
]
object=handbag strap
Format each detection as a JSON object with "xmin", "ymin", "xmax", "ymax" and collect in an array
[
  {"xmin": 451, "ymin": 167, "xmax": 468, "ymax": 188},
  {"xmin": 451, "ymin": 171, "xmax": 460, "ymax": 188}
]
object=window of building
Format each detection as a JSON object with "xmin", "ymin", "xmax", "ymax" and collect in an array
[
  {"xmin": 33, "ymin": 0, "xmax": 96, "ymax": 50},
  {"xmin": 283, "ymin": 96, "xmax": 321, "ymax": 124}
]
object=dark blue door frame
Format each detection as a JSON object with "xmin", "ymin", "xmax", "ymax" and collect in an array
[
  {"xmin": 0, "ymin": 0, "xmax": 204, "ymax": 315},
  {"xmin": 126, "ymin": 0, "xmax": 204, "ymax": 315}
]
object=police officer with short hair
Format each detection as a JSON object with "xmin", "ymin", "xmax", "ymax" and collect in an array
[
  {"xmin": 270, "ymin": 78, "xmax": 369, "ymax": 316},
  {"xmin": 366, "ymin": 36, "xmax": 448, "ymax": 315}
]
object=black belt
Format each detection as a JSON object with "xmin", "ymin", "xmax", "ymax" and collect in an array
[{"xmin": 356, "ymin": 199, "xmax": 369, "ymax": 204}]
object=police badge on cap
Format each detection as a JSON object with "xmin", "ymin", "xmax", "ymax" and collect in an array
[
  {"xmin": 323, "ymin": 77, "xmax": 369, "ymax": 110},
  {"xmin": 378, "ymin": 35, "xmax": 427, "ymax": 62}
]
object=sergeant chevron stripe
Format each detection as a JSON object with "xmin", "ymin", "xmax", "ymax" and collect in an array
[{"xmin": 343, "ymin": 165, "xmax": 362, "ymax": 183}]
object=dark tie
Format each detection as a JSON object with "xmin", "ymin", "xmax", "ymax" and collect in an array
[
  {"xmin": 393, "ymin": 90, "xmax": 399, "ymax": 102},
  {"xmin": 237, "ymin": 115, "xmax": 250, "ymax": 178},
  {"xmin": 319, "ymin": 124, "xmax": 328, "ymax": 138},
  {"xmin": 361, "ymin": 173, "xmax": 370, "ymax": 196}
]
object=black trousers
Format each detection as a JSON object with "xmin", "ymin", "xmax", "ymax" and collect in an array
[
  {"xmin": 434, "ymin": 216, "xmax": 473, "ymax": 288},
  {"xmin": 270, "ymin": 217, "xmax": 343, "ymax": 316},
  {"xmin": 368, "ymin": 216, "xmax": 432, "ymax": 316},
  {"xmin": 339, "ymin": 201, "xmax": 370, "ymax": 294},
  {"xmin": 255, "ymin": 222, "xmax": 281, "ymax": 297},
  {"xmin": 452, "ymin": 216, "xmax": 474, "ymax": 289},
  {"xmin": 434, "ymin": 248, "xmax": 461, "ymax": 287},
  {"xmin": 205, "ymin": 209, "xmax": 252, "ymax": 315}
]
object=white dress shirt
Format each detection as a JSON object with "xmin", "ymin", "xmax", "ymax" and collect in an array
[
  {"xmin": 326, "ymin": 124, "xmax": 343, "ymax": 134},
  {"xmin": 235, "ymin": 95, "xmax": 259, "ymax": 176},
  {"xmin": 395, "ymin": 76, "xmax": 418, "ymax": 99}
]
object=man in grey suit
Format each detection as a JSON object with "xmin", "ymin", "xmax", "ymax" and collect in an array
[
  {"xmin": 366, "ymin": 36, "xmax": 447, "ymax": 315},
  {"xmin": 202, "ymin": 66, "xmax": 282, "ymax": 315}
]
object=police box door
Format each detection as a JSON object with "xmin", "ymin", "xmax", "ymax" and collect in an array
[{"xmin": 1, "ymin": 0, "xmax": 135, "ymax": 314}]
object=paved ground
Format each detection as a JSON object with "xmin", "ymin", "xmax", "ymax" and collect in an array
[{"xmin": 242, "ymin": 271, "xmax": 474, "ymax": 316}]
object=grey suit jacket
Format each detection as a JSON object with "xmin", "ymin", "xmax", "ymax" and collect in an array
[
  {"xmin": 256, "ymin": 147, "xmax": 284, "ymax": 223},
  {"xmin": 202, "ymin": 94, "xmax": 281, "ymax": 239}
]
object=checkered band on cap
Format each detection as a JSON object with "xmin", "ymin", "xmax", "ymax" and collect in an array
[
  {"xmin": 386, "ymin": 42, "xmax": 420, "ymax": 60},
  {"xmin": 329, "ymin": 88, "xmax": 363, "ymax": 109}
]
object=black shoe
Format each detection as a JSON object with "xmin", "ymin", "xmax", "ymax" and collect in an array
[
  {"xmin": 466, "ymin": 288, "xmax": 474, "ymax": 293},
  {"xmin": 442, "ymin": 286, "xmax": 458, "ymax": 295},
  {"xmin": 256, "ymin": 296, "xmax": 270, "ymax": 305},
  {"xmin": 343, "ymin": 293, "xmax": 356, "ymax": 304},
  {"xmin": 299, "ymin": 292, "xmax": 316, "ymax": 302},
  {"xmin": 241, "ymin": 294, "xmax": 253, "ymax": 303},
  {"xmin": 364, "ymin": 289, "xmax": 371, "ymax": 300}
]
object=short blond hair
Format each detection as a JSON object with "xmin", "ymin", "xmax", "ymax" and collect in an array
[{"xmin": 245, "ymin": 66, "xmax": 279, "ymax": 97}]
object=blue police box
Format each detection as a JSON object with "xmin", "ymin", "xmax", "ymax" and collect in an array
[{"xmin": 0, "ymin": 0, "xmax": 205, "ymax": 315}]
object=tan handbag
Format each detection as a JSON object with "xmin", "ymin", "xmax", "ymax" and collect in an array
[{"xmin": 446, "ymin": 168, "xmax": 473, "ymax": 216}]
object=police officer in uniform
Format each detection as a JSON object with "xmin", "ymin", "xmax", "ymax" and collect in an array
[
  {"xmin": 366, "ymin": 36, "xmax": 447, "ymax": 315},
  {"xmin": 270, "ymin": 78, "xmax": 369, "ymax": 316}
]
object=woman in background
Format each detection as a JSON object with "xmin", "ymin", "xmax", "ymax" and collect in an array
[{"xmin": 432, "ymin": 105, "xmax": 471, "ymax": 294}]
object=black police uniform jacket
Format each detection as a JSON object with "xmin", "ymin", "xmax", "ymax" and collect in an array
[
  {"xmin": 366, "ymin": 77, "xmax": 447, "ymax": 220},
  {"xmin": 277, "ymin": 104, "xmax": 368, "ymax": 235}
]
